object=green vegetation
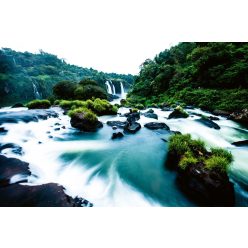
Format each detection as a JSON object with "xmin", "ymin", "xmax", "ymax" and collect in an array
[
  {"xmin": 59, "ymin": 98, "xmax": 118, "ymax": 116},
  {"xmin": 168, "ymin": 134, "xmax": 233, "ymax": 173},
  {"xmin": 0, "ymin": 48, "xmax": 133, "ymax": 107},
  {"xmin": 26, "ymin": 99, "xmax": 51, "ymax": 109},
  {"xmin": 68, "ymin": 107, "xmax": 97, "ymax": 123},
  {"xmin": 128, "ymin": 42, "xmax": 248, "ymax": 112}
]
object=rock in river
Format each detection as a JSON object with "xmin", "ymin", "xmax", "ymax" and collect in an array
[
  {"xmin": 144, "ymin": 122, "xmax": 170, "ymax": 130},
  {"xmin": 124, "ymin": 122, "xmax": 141, "ymax": 134},
  {"xmin": 106, "ymin": 121, "xmax": 128, "ymax": 129},
  {"xmin": 196, "ymin": 118, "xmax": 220, "ymax": 130}
]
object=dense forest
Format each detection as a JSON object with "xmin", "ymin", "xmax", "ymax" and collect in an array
[
  {"xmin": 128, "ymin": 42, "xmax": 248, "ymax": 112},
  {"xmin": 0, "ymin": 48, "xmax": 133, "ymax": 106}
]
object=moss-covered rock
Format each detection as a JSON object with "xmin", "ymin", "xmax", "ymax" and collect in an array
[
  {"xmin": 69, "ymin": 107, "xmax": 103, "ymax": 132},
  {"xmin": 26, "ymin": 100, "xmax": 51, "ymax": 109},
  {"xmin": 168, "ymin": 106, "xmax": 189, "ymax": 119},
  {"xmin": 166, "ymin": 134, "xmax": 235, "ymax": 206}
]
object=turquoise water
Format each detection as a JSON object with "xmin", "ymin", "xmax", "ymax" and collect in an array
[{"xmin": 1, "ymin": 106, "xmax": 248, "ymax": 206}]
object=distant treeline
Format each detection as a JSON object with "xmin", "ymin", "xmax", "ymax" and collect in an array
[{"xmin": 0, "ymin": 48, "xmax": 133, "ymax": 106}]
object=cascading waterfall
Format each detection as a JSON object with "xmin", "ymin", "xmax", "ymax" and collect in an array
[
  {"xmin": 120, "ymin": 81, "xmax": 125, "ymax": 98},
  {"xmin": 110, "ymin": 80, "xmax": 116, "ymax": 95},
  {"xmin": 105, "ymin": 81, "xmax": 113, "ymax": 94},
  {"xmin": 32, "ymin": 82, "xmax": 42, "ymax": 99}
]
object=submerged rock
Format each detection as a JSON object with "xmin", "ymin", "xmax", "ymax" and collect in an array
[
  {"xmin": 232, "ymin": 140, "xmax": 248, "ymax": 147},
  {"xmin": 0, "ymin": 127, "xmax": 8, "ymax": 134},
  {"xmin": 209, "ymin": 116, "xmax": 220, "ymax": 121},
  {"xmin": 111, "ymin": 132, "xmax": 124, "ymax": 139},
  {"xmin": 0, "ymin": 143, "xmax": 23, "ymax": 155},
  {"xmin": 106, "ymin": 121, "xmax": 128, "ymax": 129},
  {"xmin": 144, "ymin": 113, "xmax": 158, "ymax": 119},
  {"xmin": 0, "ymin": 109, "xmax": 58, "ymax": 125},
  {"xmin": 196, "ymin": 118, "xmax": 220, "ymax": 130},
  {"xmin": 70, "ymin": 112, "xmax": 103, "ymax": 132},
  {"xmin": 124, "ymin": 122, "xmax": 141, "ymax": 134},
  {"xmin": 144, "ymin": 122, "xmax": 170, "ymax": 130}
]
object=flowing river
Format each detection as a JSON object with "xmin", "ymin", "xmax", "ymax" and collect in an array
[{"xmin": 0, "ymin": 104, "xmax": 248, "ymax": 206}]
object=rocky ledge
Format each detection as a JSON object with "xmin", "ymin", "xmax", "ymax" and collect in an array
[{"xmin": 0, "ymin": 155, "xmax": 92, "ymax": 207}]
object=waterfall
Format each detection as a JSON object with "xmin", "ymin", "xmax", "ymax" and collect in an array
[
  {"xmin": 105, "ymin": 81, "xmax": 113, "ymax": 94},
  {"xmin": 110, "ymin": 80, "xmax": 116, "ymax": 95},
  {"xmin": 120, "ymin": 82, "xmax": 125, "ymax": 98},
  {"xmin": 32, "ymin": 82, "xmax": 42, "ymax": 99}
]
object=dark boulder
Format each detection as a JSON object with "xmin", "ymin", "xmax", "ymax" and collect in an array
[
  {"xmin": 168, "ymin": 108, "xmax": 189, "ymax": 119},
  {"xmin": 232, "ymin": 140, "xmax": 248, "ymax": 147},
  {"xmin": 229, "ymin": 109, "xmax": 248, "ymax": 126},
  {"xmin": 106, "ymin": 121, "xmax": 128, "ymax": 129},
  {"xmin": 177, "ymin": 163, "xmax": 235, "ymax": 206},
  {"xmin": 111, "ymin": 132, "xmax": 124, "ymax": 139},
  {"xmin": 144, "ymin": 122, "xmax": 170, "ymax": 130},
  {"xmin": 54, "ymin": 128, "xmax": 60, "ymax": 131},
  {"xmin": 144, "ymin": 113, "xmax": 158, "ymax": 119},
  {"xmin": 124, "ymin": 122, "xmax": 141, "ymax": 134},
  {"xmin": 209, "ymin": 116, "xmax": 220, "ymax": 121},
  {"xmin": 12, "ymin": 103, "xmax": 25, "ymax": 108},
  {"xmin": 70, "ymin": 113, "xmax": 103, "ymax": 132},
  {"xmin": 0, "ymin": 183, "xmax": 93, "ymax": 207},
  {"xmin": 124, "ymin": 110, "xmax": 140, "ymax": 122},
  {"xmin": 196, "ymin": 118, "xmax": 220, "ymax": 130},
  {"xmin": 0, "ymin": 127, "xmax": 8, "ymax": 134},
  {"xmin": 145, "ymin": 109, "xmax": 154, "ymax": 114},
  {"xmin": 0, "ymin": 155, "xmax": 30, "ymax": 186},
  {"xmin": 0, "ymin": 143, "xmax": 23, "ymax": 155}
]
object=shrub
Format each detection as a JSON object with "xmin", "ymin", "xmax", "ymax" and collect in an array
[
  {"xmin": 26, "ymin": 99, "xmax": 51, "ymax": 109},
  {"xmin": 205, "ymin": 156, "xmax": 230, "ymax": 173},
  {"xmin": 74, "ymin": 84, "xmax": 107, "ymax": 100},
  {"xmin": 59, "ymin": 100, "xmax": 86, "ymax": 109},
  {"xmin": 54, "ymin": 100, "xmax": 61, "ymax": 105},
  {"xmin": 168, "ymin": 134, "xmax": 192, "ymax": 156},
  {"xmin": 91, "ymin": 98, "xmax": 118, "ymax": 115},
  {"xmin": 53, "ymin": 81, "xmax": 77, "ymax": 100}
]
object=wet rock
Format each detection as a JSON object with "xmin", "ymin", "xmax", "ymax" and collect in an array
[
  {"xmin": 209, "ymin": 116, "xmax": 220, "ymax": 121},
  {"xmin": 11, "ymin": 103, "xmax": 25, "ymax": 108},
  {"xmin": 124, "ymin": 122, "xmax": 141, "ymax": 134},
  {"xmin": 145, "ymin": 109, "xmax": 154, "ymax": 114},
  {"xmin": 112, "ymin": 126, "xmax": 117, "ymax": 130},
  {"xmin": 232, "ymin": 140, "xmax": 248, "ymax": 147},
  {"xmin": 70, "ymin": 113, "xmax": 103, "ymax": 132},
  {"xmin": 196, "ymin": 118, "xmax": 220, "ymax": 129},
  {"xmin": 54, "ymin": 123, "xmax": 61, "ymax": 126},
  {"xmin": 62, "ymin": 126, "xmax": 66, "ymax": 129},
  {"xmin": 54, "ymin": 128, "xmax": 60, "ymax": 131},
  {"xmin": 177, "ymin": 163, "xmax": 235, "ymax": 206},
  {"xmin": 0, "ymin": 109, "xmax": 58, "ymax": 125},
  {"xmin": 106, "ymin": 121, "xmax": 128, "ymax": 129},
  {"xmin": 212, "ymin": 110, "xmax": 230, "ymax": 117},
  {"xmin": 0, "ymin": 143, "xmax": 23, "ymax": 155},
  {"xmin": 0, "ymin": 155, "xmax": 30, "ymax": 186},
  {"xmin": 0, "ymin": 183, "xmax": 93, "ymax": 207},
  {"xmin": 144, "ymin": 113, "xmax": 158, "ymax": 119},
  {"xmin": 168, "ymin": 108, "xmax": 189, "ymax": 119},
  {"xmin": 0, "ymin": 127, "xmax": 8, "ymax": 134},
  {"xmin": 229, "ymin": 109, "xmax": 248, "ymax": 126},
  {"xmin": 111, "ymin": 132, "xmax": 124, "ymax": 139},
  {"xmin": 144, "ymin": 122, "xmax": 170, "ymax": 130},
  {"xmin": 48, "ymin": 135, "xmax": 53, "ymax": 139},
  {"xmin": 124, "ymin": 110, "xmax": 140, "ymax": 122},
  {"xmin": 0, "ymin": 155, "xmax": 93, "ymax": 207},
  {"xmin": 38, "ymin": 141, "xmax": 42, "ymax": 144}
]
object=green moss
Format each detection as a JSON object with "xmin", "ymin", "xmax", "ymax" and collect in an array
[
  {"xmin": 26, "ymin": 99, "xmax": 51, "ymax": 109},
  {"xmin": 68, "ymin": 107, "xmax": 97, "ymax": 122},
  {"xmin": 91, "ymin": 98, "xmax": 118, "ymax": 115},
  {"xmin": 175, "ymin": 105, "xmax": 189, "ymax": 117},
  {"xmin": 168, "ymin": 133, "xmax": 233, "ymax": 173},
  {"xmin": 210, "ymin": 147, "xmax": 233, "ymax": 164},
  {"xmin": 205, "ymin": 156, "xmax": 230, "ymax": 173},
  {"xmin": 179, "ymin": 151, "xmax": 198, "ymax": 170},
  {"xmin": 135, "ymin": 103, "xmax": 145, "ymax": 110},
  {"xmin": 59, "ymin": 100, "xmax": 87, "ymax": 109}
]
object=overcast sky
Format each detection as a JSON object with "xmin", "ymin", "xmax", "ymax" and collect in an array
[{"xmin": 1, "ymin": 0, "xmax": 247, "ymax": 74}]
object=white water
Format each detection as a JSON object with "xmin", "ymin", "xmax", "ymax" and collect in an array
[
  {"xmin": 1, "ymin": 105, "xmax": 248, "ymax": 206},
  {"xmin": 32, "ymin": 82, "xmax": 42, "ymax": 99},
  {"xmin": 120, "ymin": 81, "xmax": 126, "ymax": 98},
  {"xmin": 105, "ymin": 81, "xmax": 113, "ymax": 94},
  {"xmin": 110, "ymin": 80, "xmax": 116, "ymax": 95}
]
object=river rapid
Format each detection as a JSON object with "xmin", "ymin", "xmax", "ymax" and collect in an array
[{"xmin": 0, "ymin": 104, "xmax": 248, "ymax": 206}]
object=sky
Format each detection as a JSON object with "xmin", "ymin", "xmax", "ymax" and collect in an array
[{"xmin": 1, "ymin": 0, "xmax": 247, "ymax": 75}]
